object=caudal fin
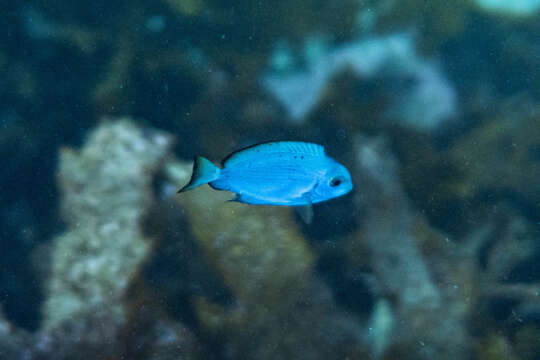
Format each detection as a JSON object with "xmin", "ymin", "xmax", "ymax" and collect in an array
[{"xmin": 178, "ymin": 156, "xmax": 221, "ymax": 193}]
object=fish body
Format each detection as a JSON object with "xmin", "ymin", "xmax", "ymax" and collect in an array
[{"xmin": 179, "ymin": 141, "xmax": 353, "ymax": 206}]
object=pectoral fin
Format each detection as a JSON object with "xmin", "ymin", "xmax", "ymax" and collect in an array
[
  {"xmin": 228, "ymin": 193, "xmax": 242, "ymax": 202},
  {"xmin": 295, "ymin": 204, "xmax": 314, "ymax": 224}
]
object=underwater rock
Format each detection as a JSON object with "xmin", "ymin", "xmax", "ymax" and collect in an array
[
  {"xmin": 0, "ymin": 119, "xmax": 210, "ymax": 359},
  {"xmin": 166, "ymin": 160, "xmax": 367, "ymax": 360},
  {"xmin": 474, "ymin": 0, "xmax": 540, "ymax": 17},
  {"xmin": 0, "ymin": 306, "xmax": 31, "ymax": 359},
  {"xmin": 3, "ymin": 305, "xmax": 208, "ymax": 360},
  {"xmin": 367, "ymin": 0, "xmax": 471, "ymax": 52},
  {"xmin": 450, "ymin": 102, "xmax": 540, "ymax": 210},
  {"xmin": 30, "ymin": 119, "xmax": 207, "ymax": 359},
  {"xmin": 484, "ymin": 209, "xmax": 538, "ymax": 282},
  {"xmin": 477, "ymin": 332, "xmax": 519, "ymax": 360},
  {"xmin": 354, "ymin": 135, "xmax": 441, "ymax": 309},
  {"xmin": 514, "ymin": 326, "xmax": 540, "ymax": 359},
  {"xmin": 466, "ymin": 204, "xmax": 540, "ymax": 352},
  {"xmin": 31, "ymin": 309, "xmax": 125, "ymax": 359},
  {"xmin": 143, "ymin": 319, "xmax": 206, "ymax": 360},
  {"xmin": 352, "ymin": 135, "xmax": 471, "ymax": 359},
  {"xmin": 262, "ymin": 32, "xmax": 456, "ymax": 130},
  {"xmin": 123, "ymin": 301, "xmax": 207, "ymax": 360},
  {"xmin": 164, "ymin": 0, "xmax": 205, "ymax": 17},
  {"xmin": 43, "ymin": 119, "xmax": 173, "ymax": 329}
]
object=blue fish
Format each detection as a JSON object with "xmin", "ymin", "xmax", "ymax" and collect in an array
[{"xmin": 179, "ymin": 141, "xmax": 353, "ymax": 213}]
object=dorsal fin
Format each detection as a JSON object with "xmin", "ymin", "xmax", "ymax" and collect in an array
[{"xmin": 223, "ymin": 141, "xmax": 325, "ymax": 167}]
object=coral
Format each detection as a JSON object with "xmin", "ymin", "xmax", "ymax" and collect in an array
[
  {"xmin": 367, "ymin": 0, "xmax": 471, "ymax": 52},
  {"xmin": 0, "ymin": 0, "xmax": 366, "ymax": 298},
  {"xmin": 165, "ymin": 0, "xmax": 205, "ymax": 17},
  {"xmin": 0, "ymin": 119, "xmax": 207, "ymax": 359},
  {"xmin": 43, "ymin": 119, "xmax": 173, "ymax": 329},
  {"xmin": 262, "ymin": 33, "xmax": 456, "ymax": 130},
  {"xmin": 352, "ymin": 135, "xmax": 471, "ymax": 359},
  {"xmin": 123, "ymin": 301, "xmax": 207, "ymax": 360},
  {"xmin": 166, "ymin": 160, "xmax": 367, "ymax": 360},
  {"xmin": 477, "ymin": 333, "xmax": 519, "ymax": 360},
  {"xmin": 450, "ymin": 101, "xmax": 540, "ymax": 209},
  {"xmin": 354, "ymin": 135, "xmax": 441, "ymax": 309},
  {"xmin": 0, "ymin": 306, "xmax": 31, "ymax": 359},
  {"xmin": 514, "ymin": 326, "xmax": 540, "ymax": 360},
  {"xmin": 474, "ymin": 0, "xmax": 540, "ymax": 17},
  {"xmin": 2, "ymin": 2, "xmax": 540, "ymax": 359}
]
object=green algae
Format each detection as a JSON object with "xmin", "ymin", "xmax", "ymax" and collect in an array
[
  {"xmin": 450, "ymin": 105, "xmax": 540, "ymax": 209},
  {"xmin": 477, "ymin": 333, "xmax": 519, "ymax": 360},
  {"xmin": 165, "ymin": 0, "xmax": 205, "ymax": 16},
  {"xmin": 514, "ymin": 326, "xmax": 540, "ymax": 360},
  {"xmin": 368, "ymin": 0, "xmax": 472, "ymax": 52}
]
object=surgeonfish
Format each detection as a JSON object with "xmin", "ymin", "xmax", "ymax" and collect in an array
[{"xmin": 178, "ymin": 141, "xmax": 353, "ymax": 220}]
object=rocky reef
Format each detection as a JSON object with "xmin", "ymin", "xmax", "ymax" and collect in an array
[
  {"xmin": 1, "ymin": 112, "xmax": 539, "ymax": 358},
  {"xmin": 0, "ymin": 120, "xmax": 205, "ymax": 359},
  {"xmin": 167, "ymin": 161, "xmax": 366, "ymax": 359},
  {"xmin": 2, "ymin": 0, "xmax": 540, "ymax": 359}
]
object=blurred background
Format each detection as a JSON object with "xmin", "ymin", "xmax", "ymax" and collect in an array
[{"xmin": 1, "ymin": 0, "xmax": 540, "ymax": 359}]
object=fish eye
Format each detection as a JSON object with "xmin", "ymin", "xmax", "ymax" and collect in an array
[{"xmin": 330, "ymin": 176, "xmax": 345, "ymax": 187}]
